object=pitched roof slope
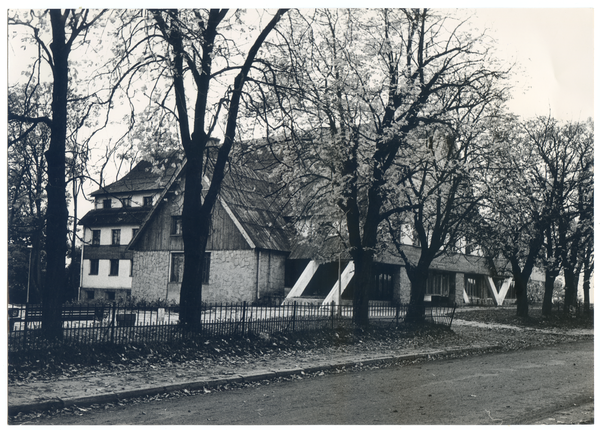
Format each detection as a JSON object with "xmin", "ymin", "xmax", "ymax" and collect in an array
[
  {"xmin": 90, "ymin": 156, "xmax": 181, "ymax": 196},
  {"xmin": 216, "ymin": 162, "xmax": 290, "ymax": 252},
  {"xmin": 79, "ymin": 206, "xmax": 152, "ymax": 227}
]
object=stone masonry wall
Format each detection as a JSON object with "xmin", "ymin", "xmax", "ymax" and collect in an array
[
  {"xmin": 257, "ymin": 251, "xmax": 286, "ymax": 299},
  {"xmin": 203, "ymin": 250, "xmax": 257, "ymax": 303},
  {"xmin": 132, "ymin": 251, "xmax": 170, "ymax": 302}
]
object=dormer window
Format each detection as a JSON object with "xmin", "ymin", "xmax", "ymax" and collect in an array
[
  {"xmin": 103, "ymin": 199, "xmax": 112, "ymax": 209},
  {"xmin": 122, "ymin": 197, "xmax": 132, "ymax": 207},
  {"xmin": 143, "ymin": 196, "xmax": 153, "ymax": 207}
]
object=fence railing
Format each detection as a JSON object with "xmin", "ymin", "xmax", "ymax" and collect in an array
[{"xmin": 7, "ymin": 302, "xmax": 456, "ymax": 353}]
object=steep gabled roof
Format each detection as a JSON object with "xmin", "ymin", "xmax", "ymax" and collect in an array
[{"xmin": 90, "ymin": 155, "xmax": 182, "ymax": 197}]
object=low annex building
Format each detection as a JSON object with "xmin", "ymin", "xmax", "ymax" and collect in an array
[{"xmin": 79, "ymin": 153, "xmax": 543, "ymax": 306}]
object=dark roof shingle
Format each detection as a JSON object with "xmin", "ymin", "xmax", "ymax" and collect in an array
[
  {"xmin": 79, "ymin": 207, "xmax": 152, "ymax": 227},
  {"xmin": 90, "ymin": 156, "xmax": 181, "ymax": 196}
]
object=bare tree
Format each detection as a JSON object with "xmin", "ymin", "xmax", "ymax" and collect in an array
[
  {"xmin": 8, "ymin": 9, "xmax": 108, "ymax": 337},
  {"xmin": 255, "ymin": 9, "xmax": 509, "ymax": 325},
  {"xmin": 522, "ymin": 117, "xmax": 594, "ymax": 315},
  {"xmin": 7, "ymin": 85, "xmax": 51, "ymax": 303},
  {"xmin": 385, "ymin": 116, "xmax": 497, "ymax": 322},
  {"xmin": 128, "ymin": 9, "xmax": 288, "ymax": 329},
  {"xmin": 478, "ymin": 116, "xmax": 593, "ymax": 317}
]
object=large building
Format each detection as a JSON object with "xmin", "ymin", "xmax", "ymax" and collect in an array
[{"xmin": 79, "ymin": 152, "xmax": 543, "ymax": 306}]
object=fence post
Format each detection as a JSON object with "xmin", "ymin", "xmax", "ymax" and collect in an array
[
  {"xmin": 241, "ymin": 302, "xmax": 247, "ymax": 336},
  {"xmin": 292, "ymin": 301, "xmax": 297, "ymax": 332},
  {"xmin": 395, "ymin": 303, "xmax": 400, "ymax": 326},
  {"xmin": 449, "ymin": 304, "xmax": 456, "ymax": 329},
  {"xmin": 22, "ymin": 303, "xmax": 29, "ymax": 351},
  {"xmin": 110, "ymin": 302, "xmax": 117, "ymax": 344},
  {"xmin": 331, "ymin": 304, "xmax": 334, "ymax": 330}
]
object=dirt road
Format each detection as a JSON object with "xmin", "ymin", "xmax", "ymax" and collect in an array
[{"xmin": 29, "ymin": 339, "xmax": 593, "ymax": 425}]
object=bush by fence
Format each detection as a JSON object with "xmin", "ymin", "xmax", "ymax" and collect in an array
[{"xmin": 8, "ymin": 301, "xmax": 456, "ymax": 353}]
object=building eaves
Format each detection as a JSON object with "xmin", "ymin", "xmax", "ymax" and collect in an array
[{"xmin": 78, "ymin": 207, "xmax": 152, "ymax": 227}]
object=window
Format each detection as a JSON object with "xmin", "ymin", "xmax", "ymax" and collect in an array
[
  {"xmin": 92, "ymin": 230, "xmax": 101, "ymax": 246},
  {"xmin": 505, "ymin": 282, "xmax": 516, "ymax": 299},
  {"xmin": 465, "ymin": 275, "xmax": 489, "ymax": 300},
  {"xmin": 130, "ymin": 259, "xmax": 134, "ymax": 277},
  {"xmin": 171, "ymin": 216, "xmax": 183, "ymax": 236},
  {"xmin": 497, "ymin": 278, "xmax": 516, "ymax": 299},
  {"xmin": 122, "ymin": 197, "xmax": 132, "ymax": 207},
  {"xmin": 170, "ymin": 253, "xmax": 184, "ymax": 283},
  {"xmin": 143, "ymin": 196, "xmax": 153, "ymax": 207},
  {"xmin": 86, "ymin": 290, "xmax": 95, "ymax": 300},
  {"xmin": 103, "ymin": 199, "xmax": 112, "ymax": 209},
  {"xmin": 111, "ymin": 229, "xmax": 121, "ymax": 245},
  {"xmin": 132, "ymin": 228, "xmax": 139, "ymax": 238},
  {"xmin": 106, "ymin": 291, "xmax": 116, "ymax": 301},
  {"xmin": 170, "ymin": 252, "xmax": 210, "ymax": 284},
  {"xmin": 426, "ymin": 272, "xmax": 452, "ymax": 296},
  {"xmin": 109, "ymin": 259, "xmax": 119, "ymax": 276},
  {"xmin": 89, "ymin": 259, "xmax": 99, "ymax": 275},
  {"xmin": 371, "ymin": 265, "xmax": 394, "ymax": 301}
]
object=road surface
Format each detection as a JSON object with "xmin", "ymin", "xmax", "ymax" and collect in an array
[{"xmin": 29, "ymin": 339, "xmax": 593, "ymax": 425}]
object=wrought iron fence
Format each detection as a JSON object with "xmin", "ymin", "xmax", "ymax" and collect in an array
[{"xmin": 7, "ymin": 301, "xmax": 456, "ymax": 353}]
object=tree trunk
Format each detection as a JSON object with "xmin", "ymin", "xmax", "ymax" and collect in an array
[
  {"xmin": 510, "ymin": 258, "xmax": 530, "ymax": 318},
  {"xmin": 179, "ymin": 155, "xmax": 211, "ymax": 330},
  {"xmin": 582, "ymin": 264, "xmax": 592, "ymax": 313},
  {"xmin": 42, "ymin": 10, "xmax": 70, "ymax": 339},
  {"xmin": 514, "ymin": 275, "xmax": 529, "ymax": 317},
  {"xmin": 541, "ymin": 268, "xmax": 558, "ymax": 316},
  {"xmin": 351, "ymin": 249, "xmax": 372, "ymax": 326},
  {"xmin": 403, "ymin": 241, "xmax": 437, "ymax": 324},
  {"xmin": 563, "ymin": 267, "xmax": 579, "ymax": 314},
  {"xmin": 405, "ymin": 264, "xmax": 430, "ymax": 323}
]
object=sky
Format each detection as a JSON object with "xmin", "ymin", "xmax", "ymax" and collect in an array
[
  {"xmin": 470, "ymin": 8, "xmax": 594, "ymax": 122},
  {"xmin": 4, "ymin": 6, "xmax": 595, "ymax": 123}
]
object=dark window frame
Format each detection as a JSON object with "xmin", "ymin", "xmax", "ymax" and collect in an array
[
  {"xmin": 109, "ymin": 259, "xmax": 119, "ymax": 276},
  {"xmin": 89, "ymin": 259, "xmax": 99, "ymax": 275},
  {"xmin": 171, "ymin": 216, "xmax": 183, "ymax": 236},
  {"xmin": 465, "ymin": 275, "xmax": 488, "ymax": 300},
  {"xmin": 170, "ymin": 253, "xmax": 184, "ymax": 283},
  {"xmin": 426, "ymin": 271, "xmax": 453, "ymax": 297},
  {"xmin": 103, "ymin": 199, "xmax": 112, "ymax": 209},
  {"xmin": 143, "ymin": 196, "xmax": 153, "ymax": 207},
  {"xmin": 111, "ymin": 229, "xmax": 121, "ymax": 246},
  {"xmin": 91, "ymin": 230, "xmax": 101, "ymax": 246}
]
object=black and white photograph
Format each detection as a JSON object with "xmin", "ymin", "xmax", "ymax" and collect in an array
[{"xmin": 6, "ymin": 4, "xmax": 594, "ymax": 425}]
